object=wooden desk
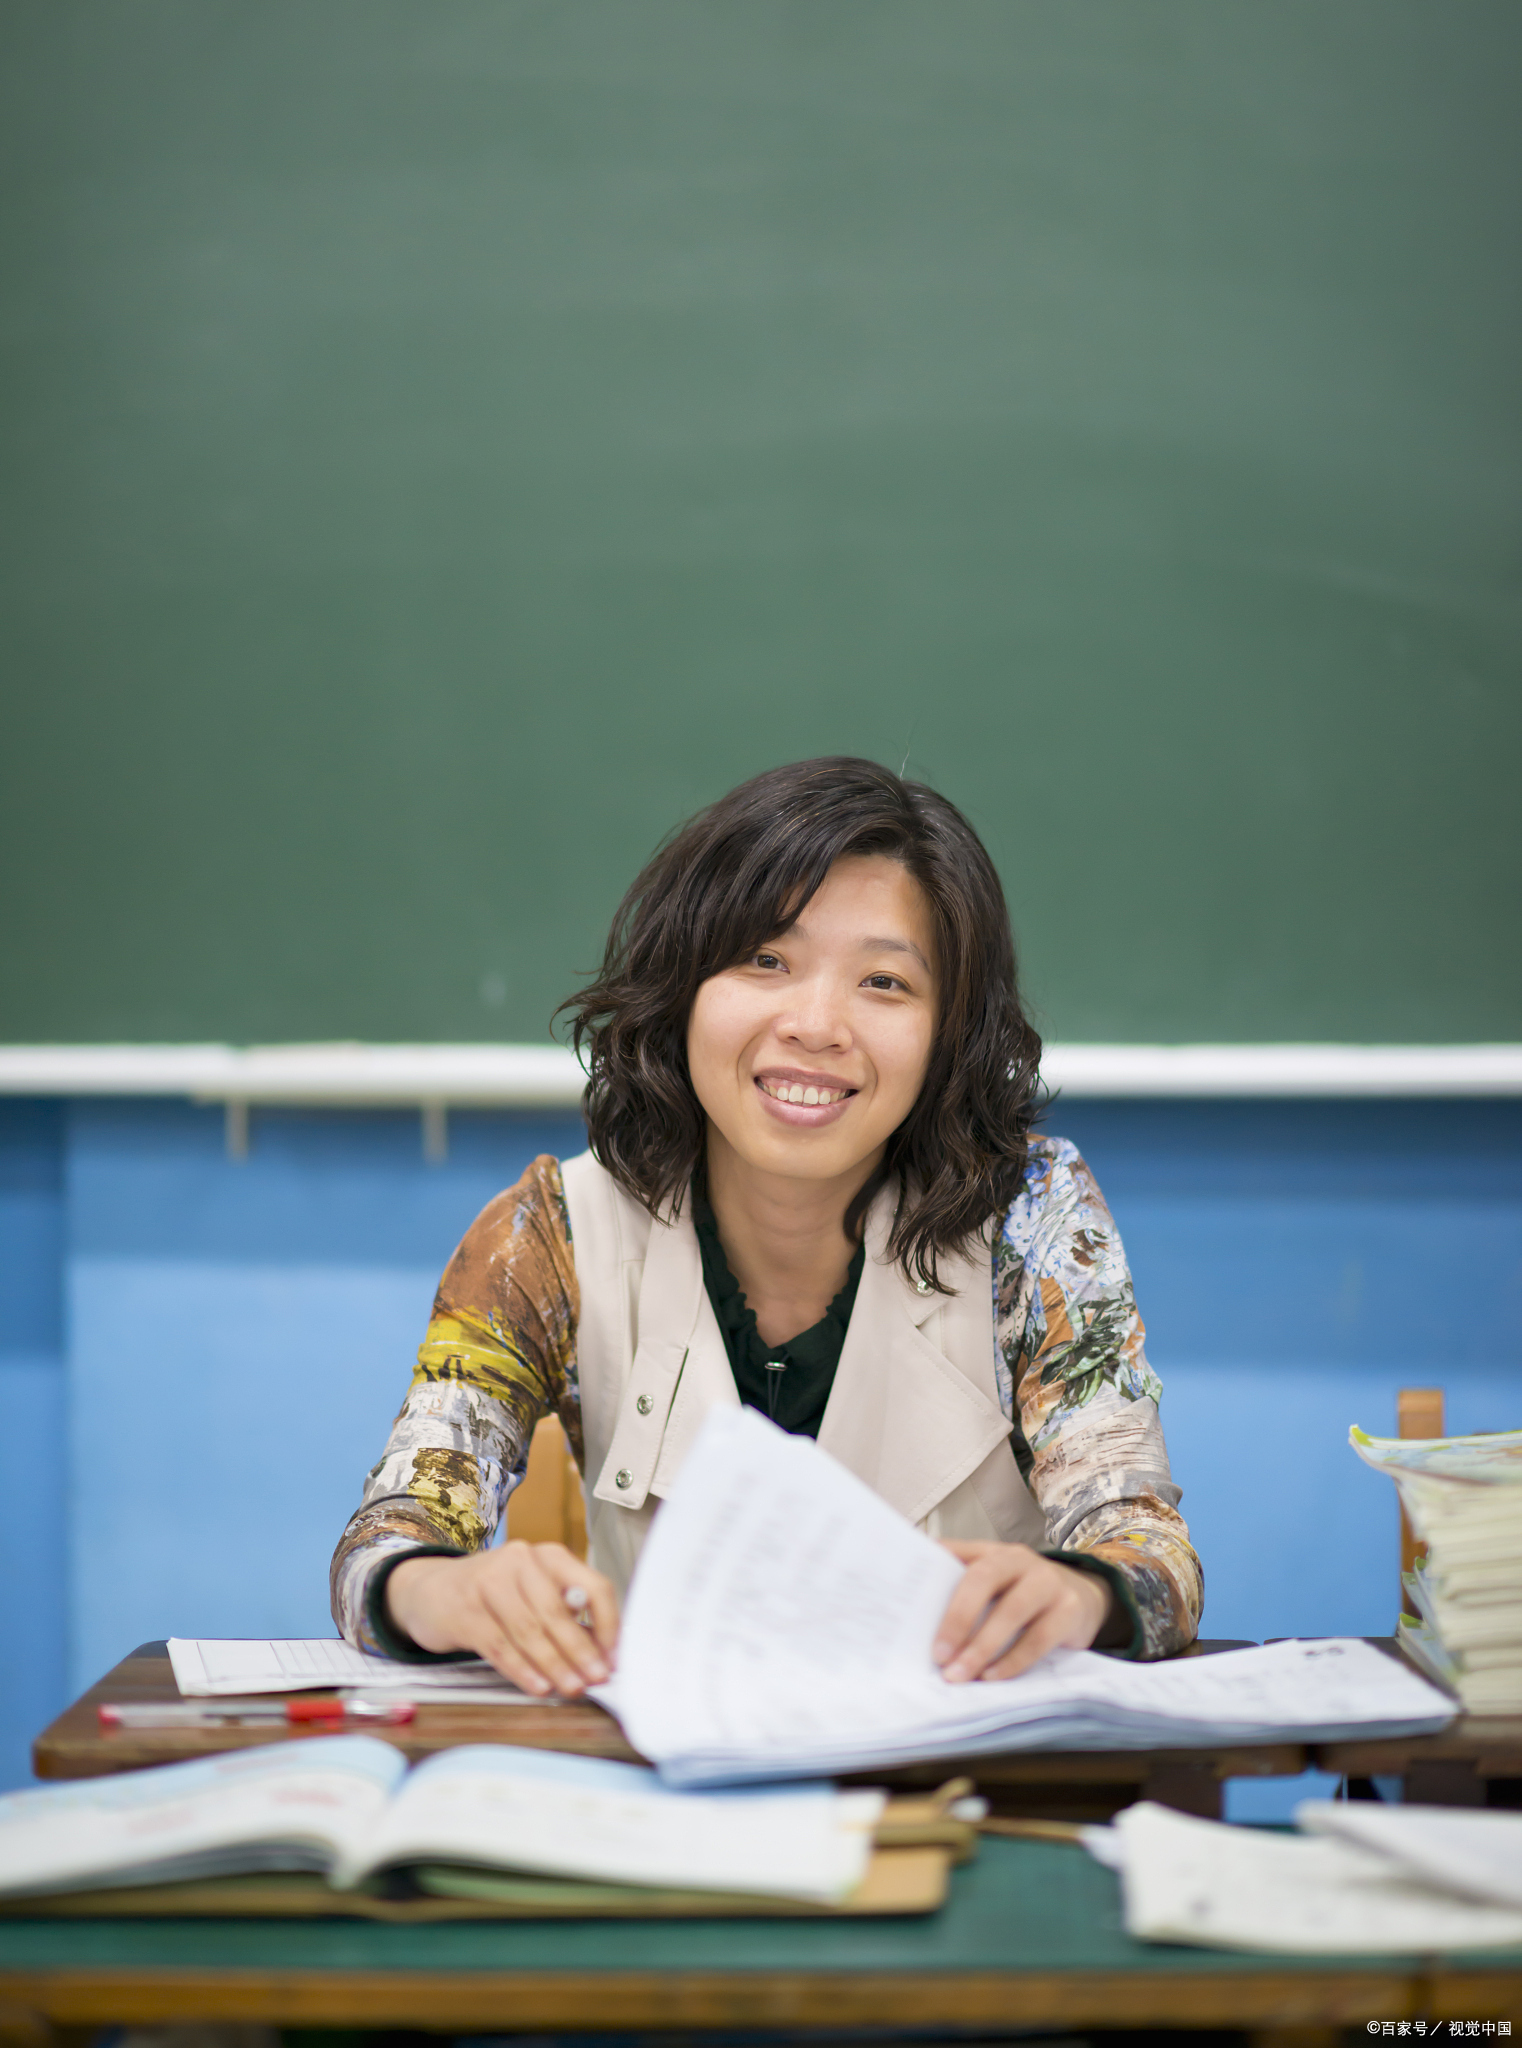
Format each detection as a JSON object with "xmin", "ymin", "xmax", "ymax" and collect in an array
[
  {"xmin": 1318, "ymin": 1722, "xmax": 1522, "ymax": 1808},
  {"xmin": 34, "ymin": 1642, "xmax": 1307, "ymax": 1821},
  {"xmin": 2, "ymin": 1835, "xmax": 1519, "ymax": 2036}
]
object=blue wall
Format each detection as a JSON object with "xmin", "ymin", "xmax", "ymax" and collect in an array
[
  {"xmin": 0, "ymin": 1102, "xmax": 67, "ymax": 1794},
  {"xmin": 1054, "ymin": 1098, "xmax": 1522, "ymax": 1645},
  {"xmin": 2, "ymin": 1093, "xmax": 1520, "ymax": 1793}
]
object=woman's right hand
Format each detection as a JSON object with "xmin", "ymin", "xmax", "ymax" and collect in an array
[{"xmin": 384, "ymin": 1543, "xmax": 620, "ymax": 1698}]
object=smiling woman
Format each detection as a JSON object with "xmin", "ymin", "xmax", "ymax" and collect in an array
[
  {"xmin": 688, "ymin": 856, "xmax": 938, "ymax": 1349},
  {"xmin": 330, "ymin": 760, "xmax": 1203, "ymax": 1699}
]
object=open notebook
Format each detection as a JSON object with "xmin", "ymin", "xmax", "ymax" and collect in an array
[{"xmin": 0, "ymin": 1736, "xmax": 880, "ymax": 1904}]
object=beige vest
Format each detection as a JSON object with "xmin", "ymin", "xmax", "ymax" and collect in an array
[{"xmin": 560, "ymin": 1151, "xmax": 1046, "ymax": 1594}]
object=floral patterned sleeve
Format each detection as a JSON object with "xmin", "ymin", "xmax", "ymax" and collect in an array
[
  {"xmin": 993, "ymin": 1136, "xmax": 1203, "ymax": 1659},
  {"xmin": 328, "ymin": 1154, "xmax": 580, "ymax": 1656}
]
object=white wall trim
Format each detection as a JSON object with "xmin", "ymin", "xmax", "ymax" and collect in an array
[
  {"xmin": 0, "ymin": 1043, "xmax": 588, "ymax": 1106},
  {"xmin": 0, "ymin": 1041, "xmax": 1520, "ymax": 1103},
  {"xmin": 1040, "ymin": 1043, "xmax": 1522, "ymax": 1096}
]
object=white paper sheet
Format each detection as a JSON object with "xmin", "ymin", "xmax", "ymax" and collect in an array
[
  {"xmin": 1107, "ymin": 1800, "xmax": 1522, "ymax": 1954},
  {"xmin": 168, "ymin": 1637, "xmax": 531, "ymax": 1699},
  {"xmin": 1299, "ymin": 1800, "xmax": 1522, "ymax": 1910}
]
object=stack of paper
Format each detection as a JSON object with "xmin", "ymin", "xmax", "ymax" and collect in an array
[
  {"xmin": 593, "ymin": 1409, "xmax": 1456, "ymax": 1785},
  {"xmin": 1350, "ymin": 1425, "xmax": 1522, "ymax": 1714},
  {"xmin": 1091, "ymin": 1798, "xmax": 1522, "ymax": 1953}
]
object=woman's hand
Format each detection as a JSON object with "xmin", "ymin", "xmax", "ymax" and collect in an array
[
  {"xmin": 932, "ymin": 1541, "xmax": 1115, "ymax": 1682},
  {"xmin": 384, "ymin": 1543, "xmax": 620, "ymax": 1698}
]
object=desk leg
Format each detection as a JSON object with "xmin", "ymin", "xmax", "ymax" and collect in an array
[{"xmin": 1141, "ymin": 1759, "xmax": 1221, "ymax": 1817}]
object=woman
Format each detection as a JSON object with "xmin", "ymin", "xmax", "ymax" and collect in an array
[{"xmin": 331, "ymin": 758, "xmax": 1202, "ymax": 1697}]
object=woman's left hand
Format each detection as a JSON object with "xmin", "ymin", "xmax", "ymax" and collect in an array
[{"xmin": 932, "ymin": 1542, "xmax": 1114, "ymax": 1682}]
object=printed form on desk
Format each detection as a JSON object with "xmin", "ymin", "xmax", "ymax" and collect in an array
[
  {"xmin": 595, "ymin": 1408, "xmax": 1458, "ymax": 1785},
  {"xmin": 169, "ymin": 1638, "xmax": 532, "ymax": 1702}
]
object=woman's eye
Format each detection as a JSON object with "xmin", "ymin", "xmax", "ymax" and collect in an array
[
  {"xmin": 863, "ymin": 973, "xmax": 904, "ymax": 992},
  {"xmin": 754, "ymin": 951, "xmax": 784, "ymax": 971}
]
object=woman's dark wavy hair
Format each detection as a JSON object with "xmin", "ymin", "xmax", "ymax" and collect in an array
[{"xmin": 558, "ymin": 757, "xmax": 1042, "ymax": 1292}]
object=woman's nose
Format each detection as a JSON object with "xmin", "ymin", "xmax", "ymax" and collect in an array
[{"xmin": 775, "ymin": 978, "xmax": 851, "ymax": 1049}]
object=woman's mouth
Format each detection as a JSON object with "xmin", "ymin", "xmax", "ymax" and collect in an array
[
  {"xmin": 754, "ymin": 1075, "xmax": 858, "ymax": 1125},
  {"xmin": 759, "ymin": 1079, "xmax": 852, "ymax": 1107}
]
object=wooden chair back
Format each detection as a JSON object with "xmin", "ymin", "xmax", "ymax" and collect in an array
[
  {"xmin": 1397, "ymin": 1385, "xmax": 1444, "ymax": 1613},
  {"xmin": 505, "ymin": 1413, "xmax": 588, "ymax": 1558}
]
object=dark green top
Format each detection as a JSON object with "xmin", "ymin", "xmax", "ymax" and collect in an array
[{"xmin": 693, "ymin": 1192, "xmax": 864, "ymax": 1439}]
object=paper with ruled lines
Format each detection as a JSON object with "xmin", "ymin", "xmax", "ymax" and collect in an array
[{"xmin": 168, "ymin": 1637, "xmax": 530, "ymax": 1699}]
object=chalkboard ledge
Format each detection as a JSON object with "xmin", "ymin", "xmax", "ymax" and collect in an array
[{"xmin": 0, "ymin": 1042, "xmax": 1519, "ymax": 1106}]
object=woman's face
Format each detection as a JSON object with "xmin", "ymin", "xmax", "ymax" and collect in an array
[{"xmin": 686, "ymin": 854, "xmax": 938, "ymax": 1191}]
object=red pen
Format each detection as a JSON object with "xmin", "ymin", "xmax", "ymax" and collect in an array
[{"xmin": 99, "ymin": 1698, "xmax": 416, "ymax": 1729}]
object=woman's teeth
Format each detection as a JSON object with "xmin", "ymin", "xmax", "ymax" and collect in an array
[{"xmin": 761, "ymin": 1080, "xmax": 850, "ymax": 1106}]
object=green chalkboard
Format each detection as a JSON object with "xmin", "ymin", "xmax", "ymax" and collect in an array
[{"xmin": 1, "ymin": 1, "xmax": 1518, "ymax": 1045}]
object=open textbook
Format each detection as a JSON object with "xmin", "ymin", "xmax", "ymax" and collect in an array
[
  {"xmin": 1351, "ymin": 1424, "xmax": 1522, "ymax": 1714},
  {"xmin": 0, "ymin": 1735, "xmax": 880, "ymax": 1905},
  {"xmin": 596, "ymin": 1409, "xmax": 1457, "ymax": 1785},
  {"xmin": 1090, "ymin": 1798, "xmax": 1522, "ymax": 1953}
]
